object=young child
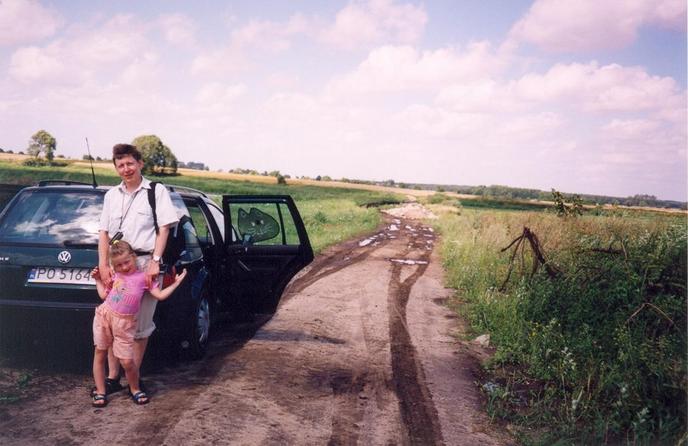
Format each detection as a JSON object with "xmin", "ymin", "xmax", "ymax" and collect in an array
[{"xmin": 91, "ymin": 240, "xmax": 187, "ymax": 407}]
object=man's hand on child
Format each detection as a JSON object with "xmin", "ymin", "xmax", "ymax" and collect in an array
[
  {"xmin": 98, "ymin": 263, "xmax": 113, "ymax": 286},
  {"xmin": 146, "ymin": 261, "xmax": 160, "ymax": 288},
  {"xmin": 91, "ymin": 267, "xmax": 101, "ymax": 281}
]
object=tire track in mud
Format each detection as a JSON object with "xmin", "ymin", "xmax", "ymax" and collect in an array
[
  {"xmin": 324, "ymin": 219, "xmax": 444, "ymax": 446},
  {"xmin": 387, "ymin": 224, "xmax": 444, "ymax": 446},
  {"xmin": 284, "ymin": 228, "xmax": 393, "ymax": 297}
]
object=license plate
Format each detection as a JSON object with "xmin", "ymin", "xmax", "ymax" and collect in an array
[{"xmin": 27, "ymin": 267, "xmax": 94, "ymax": 285}]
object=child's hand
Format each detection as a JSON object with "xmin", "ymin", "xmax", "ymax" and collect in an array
[
  {"xmin": 174, "ymin": 268, "xmax": 188, "ymax": 283},
  {"xmin": 91, "ymin": 267, "xmax": 101, "ymax": 281}
]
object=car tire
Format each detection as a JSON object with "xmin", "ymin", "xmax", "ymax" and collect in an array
[{"xmin": 185, "ymin": 292, "xmax": 211, "ymax": 359}]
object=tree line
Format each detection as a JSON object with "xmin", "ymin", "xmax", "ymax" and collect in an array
[
  {"xmin": 13, "ymin": 130, "xmax": 180, "ymax": 175},
  {"xmin": 410, "ymin": 183, "xmax": 686, "ymax": 210}
]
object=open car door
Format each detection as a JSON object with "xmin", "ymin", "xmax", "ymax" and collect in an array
[{"xmin": 222, "ymin": 195, "xmax": 314, "ymax": 315}]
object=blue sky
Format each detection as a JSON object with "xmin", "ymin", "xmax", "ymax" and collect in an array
[{"xmin": 1, "ymin": 0, "xmax": 686, "ymax": 200}]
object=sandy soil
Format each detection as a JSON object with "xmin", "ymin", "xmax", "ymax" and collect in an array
[{"xmin": 0, "ymin": 204, "xmax": 512, "ymax": 445}]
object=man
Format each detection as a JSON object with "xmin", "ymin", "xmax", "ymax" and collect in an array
[{"xmin": 97, "ymin": 143, "xmax": 179, "ymax": 403}]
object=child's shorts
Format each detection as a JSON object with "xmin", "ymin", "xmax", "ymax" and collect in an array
[{"xmin": 93, "ymin": 304, "xmax": 137, "ymax": 360}]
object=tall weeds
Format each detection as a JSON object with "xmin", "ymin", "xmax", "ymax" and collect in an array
[{"xmin": 436, "ymin": 208, "xmax": 687, "ymax": 444}]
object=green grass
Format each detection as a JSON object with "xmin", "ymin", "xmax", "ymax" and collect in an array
[
  {"xmin": 459, "ymin": 197, "xmax": 551, "ymax": 212},
  {"xmin": 433, "ymin": 207, "xmax": 687, "ymax": 445},
  {"xmin": 299, "ymin": 199, "xmax": 381, "ymax": 253},
  {"xmin": 0, "ymin": 160, "xmax": 403, "ymax": 254}
]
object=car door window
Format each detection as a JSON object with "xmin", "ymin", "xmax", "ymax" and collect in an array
[
  {"xmin": 180, "ymin": 218, "xmax": 203, "ymax": 262},
  {"xmin": 229, "ymin": 202, "xmax": 299, "ymax": 246},
  {"xmin": 206, "ymin": 203, "xmax": 225, "ymax": 242},
  {"xmin": 185, "ymin": 201, "xmax": 213, "ymax": 246}
]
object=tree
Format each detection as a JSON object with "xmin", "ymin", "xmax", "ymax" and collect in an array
[
  {"xmin": 27, "ymin": 130, "xmax": 57, "ymax": 162},
  {"xmin": 551, "ymin": 188, "xmax": 583, "ymax": 217},
  {"xmin": 131, "ymin": 135, "xmax": 178, "ymax": 174}
]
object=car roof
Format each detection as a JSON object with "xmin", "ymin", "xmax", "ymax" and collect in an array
[{"xmin": 26, "ymin": 180, "xmax": 208, "ymax": 199}]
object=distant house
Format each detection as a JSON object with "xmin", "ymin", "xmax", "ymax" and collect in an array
[{"xmin": 179, "ymin": 161, "xmax": 208, "ymax": 171}]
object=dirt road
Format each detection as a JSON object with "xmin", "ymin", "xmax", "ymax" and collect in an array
[{"xmin": 0, "ymin": 205, "xmax": 511, "ymax": 445}]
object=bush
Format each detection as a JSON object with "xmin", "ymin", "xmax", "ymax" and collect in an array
[
  {"xmin": 22, "ymin": 158, "xmax": 50, "ymax": 167},
  {"xmin": 437, "ymin": 211, "xmax": 687, "ymax": 443},
  {"xmin": 22, "ymin": 159, "xmax": 68, "ymax": 168},
  {"xmin": 427, "ymin": 193, "xmax": 448, "ymax": 204}
]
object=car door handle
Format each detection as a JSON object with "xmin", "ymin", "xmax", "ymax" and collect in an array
[{"xmin": 230, "ymin": 246, "xmax": 247, "ymax": 255}]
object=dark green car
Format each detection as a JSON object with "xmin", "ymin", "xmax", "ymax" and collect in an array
[{"xmin": 0, "ymin": 181, "xmax": 313, "ymax": 358}]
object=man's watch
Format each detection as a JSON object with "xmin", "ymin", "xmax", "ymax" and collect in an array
[{"xmin": 152, "ymin": 255, "xmax": 162, "ymax": 264}]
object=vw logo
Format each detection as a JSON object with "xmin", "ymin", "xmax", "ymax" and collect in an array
[{"xmin": 57, "ymin": 251, "xmax": 71, "ymax": 264}]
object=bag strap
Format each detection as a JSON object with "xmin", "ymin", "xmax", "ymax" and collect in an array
[{"xmin": 148, "ymin": 181, "xmax": 159, "ymax": 234}]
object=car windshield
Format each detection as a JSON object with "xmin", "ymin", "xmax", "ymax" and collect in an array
[{"xmin": 0, "ymin": 189, "xmax": 103, "ymax": 245}]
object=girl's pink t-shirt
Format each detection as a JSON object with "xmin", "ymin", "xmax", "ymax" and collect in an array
[{"xmin": 105, "ymin": 271, "xmax": 157, "ymax": 315}]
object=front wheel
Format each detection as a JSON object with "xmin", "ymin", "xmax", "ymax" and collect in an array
[{"xmin": 184, "ymin": 294, "xmax": 210, "ymax": 359}]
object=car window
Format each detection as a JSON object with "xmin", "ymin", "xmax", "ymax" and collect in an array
[
  {"xmin": 180, "ymin": 219, "xmax": 203, "ymax": 261},
  {"xmin": 205, "ymin": 202, "xmax": 225, "ymax": 243},
  {"xmin": 0, "ymin": 189, "xmax": 102, "ymax": 245},
  {"xmin": 229, "ymin": 202, "xmax": 300, "ymax": 246},
  {"xmin": 171, "ymin": 196, "xmax": 190, "ymax": 219},
  {"xmin": 185, "ymin": 200, "xmax": 213, "ymax": 245}
]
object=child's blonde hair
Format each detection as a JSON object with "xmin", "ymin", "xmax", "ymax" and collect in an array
[{"xmin": 109, "ymin": 239, "xmax": 135, "ymax": 259}]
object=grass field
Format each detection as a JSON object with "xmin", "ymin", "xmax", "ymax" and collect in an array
[
  {"xmin": 432, "ymin": 205, "xmax": 686, "ymax": 445},
  {"xmin": 0, "ymin": 159, "xmax": 404, "ymax": 253}
]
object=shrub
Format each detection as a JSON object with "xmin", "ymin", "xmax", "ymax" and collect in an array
[
  {"xmin": 427, "ymin": 193, "xmax": 448, "ymax": 204},
  {"xmin": 437, "ymin": 210, "xmax": 687, "ymax": 443},
  {"xmin": 22, "ymin": 158, "xmax": 50, "ymax": 167}
]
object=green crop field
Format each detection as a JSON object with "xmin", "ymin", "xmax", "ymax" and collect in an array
[
  {"xmin": 0, "ymin": 160, "xmax": 404, "ymax": 254},
  {"xmin": 431, "ymin": 205, "xmax": 687, "ymax": 445}
]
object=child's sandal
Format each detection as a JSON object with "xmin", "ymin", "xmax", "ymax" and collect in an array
[
  {"xmin": 131, "ymin": 390, "xmax": 149, "ymax": 405},
  {"xmin": 90, "ymin": 377, "xmax": 123, "ymax": 397},
  {"xmin": 92, "ymin": 393, "xmax": 108, "ymax": 408}
]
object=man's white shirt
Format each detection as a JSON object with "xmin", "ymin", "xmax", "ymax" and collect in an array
[{"xmin": 99, "ymin": 177, "xmax": 179, "ymax": 252}]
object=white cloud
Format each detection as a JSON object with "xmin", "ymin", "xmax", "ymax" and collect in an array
[
  {"xmin": 190, "ymin": 14, "xmax": 310, "ymax": 76},
  {"xmin": 509, "ymin": 0, "xmax": 686, "ymax": 52},
  {"xmin": 119, "ymin": 52, "xmax": 161, "ymax": 87},
  {"xmin": 190, "ymin": 47, "xmax": 249, "ymax": 77},
  {"xmin": 602, "ymin": 118, "xmax": 661, "ymax": 139},
  {"xmin": 231, "ymin": 14, "xmax": 309, "ymax": 51},
  {"xmin": 322, "ymin": 0, "xmax": 427, "ymax": 50},
  {"xmin": 326, "ymin": 42, "xmax": 505, "ymax": 97},
  {"xmin": 0, "ymin": 0, "xmax": 62, "ymax": 46},
  {"xmin": 8, "ymin": 14, "xmax": 152, "ymax": 85},
  {"xmin": 9, "ymin": 45, "xmax": 65, "ymax": 82},
  {"xmin": 195, "ymin": 82, "xmax": 246, "ymax": 109},
  {"xmin": 396, "ymin": 105, "xmax": 491, "ymax": 139},
  {"xmin": 158, "ymin": 13, "xmax": 197, "ymax": 48},
  {"xmin": 192, "ymin": 1, "xmax": 427, "ymax": 78},
  {"xmin": 511, "ymin": 62, "xmax": 685, "ymax": 116}
]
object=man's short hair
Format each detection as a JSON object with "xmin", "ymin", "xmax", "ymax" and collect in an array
[{"xmin": 112, "ymin": 144, "xmax": 142, "ymax": 164}]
